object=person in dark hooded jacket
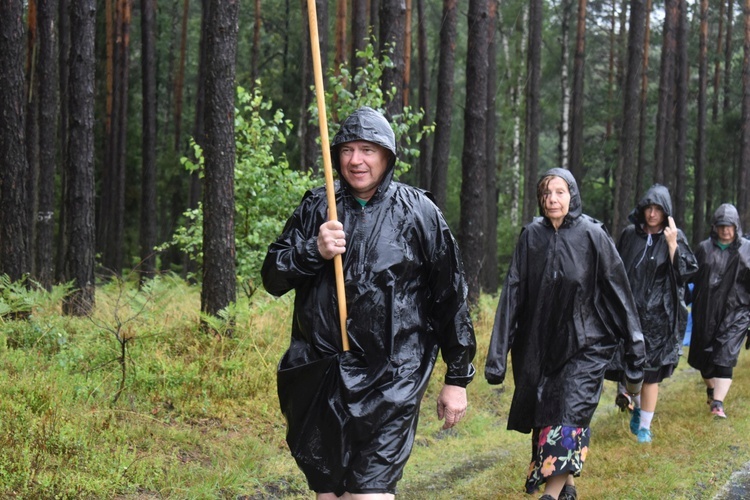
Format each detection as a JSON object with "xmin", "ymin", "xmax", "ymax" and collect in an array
[
  {"xmin": 688, "ymin": 203, "xmax": 750, "ymax": 419},
  {"xmin": 262, "ymin": 106, "xmax": 476, "ymax": 499},
  {"xmin": 607, "ymin": 184, "xmax": 698, "ymax": 443},
  {"xmin": 485, "ymin": 168, "xmax": 645, "ymax": 500}
]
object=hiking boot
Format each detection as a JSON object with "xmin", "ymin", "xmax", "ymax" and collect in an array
[
  {"xmin": 539, "ymin": 495, "xmax": 555, "ymax": 500},
  {"xmin": 615, "ymin": 392, "xmax": 632, "ymax": 412},
  {"xmin": 636, "ymin": 427, "xmax": 652, "ymax": 443},
  {"xmin": 560, "ymin": 484, "xmax": 577, "ymax": 500},
  {"xmin": 630, "ymin": 407, "xmax": 641, "ymax": 435},
  {"xmin": 707, "ymin": 387, "xmax": 714, "ymax": 405},
  {"xmin": 711, "ymin": 401, "xmax": 727, "ymax": 419}
]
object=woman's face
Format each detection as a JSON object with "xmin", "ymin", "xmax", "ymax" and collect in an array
[
  {"xmin": 542, "ymin": 176, "xmax": 570, "ymax": 228},
  {"xmin": 643, "ymin": 204, "xmax": 666, "ymax": 233}
]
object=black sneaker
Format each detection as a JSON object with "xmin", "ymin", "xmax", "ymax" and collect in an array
[{"xmin": 560, "ymin": 484, "xmax": 578, "ymax": 500}]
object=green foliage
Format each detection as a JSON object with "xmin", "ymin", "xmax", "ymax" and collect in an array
[
  {"xmin": 2, "ymin": 281, "xmax": 750, "ymax": 498},
  {"xmin": 161, "ymin": 86, "xmax": 317, "ymax": 290},
  {"xmin": 316, "ymin": 41, "xmax": 435, "ymax": 178}
]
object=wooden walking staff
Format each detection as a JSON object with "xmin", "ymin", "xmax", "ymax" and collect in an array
[{"xmin": 306, "ymin": 0, "xmax": 350, "ymax": 351}]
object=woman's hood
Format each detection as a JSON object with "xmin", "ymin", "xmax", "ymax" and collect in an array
[{"xmin": 629, "ymin": 184, "xmax": 673, "ymax": 226}]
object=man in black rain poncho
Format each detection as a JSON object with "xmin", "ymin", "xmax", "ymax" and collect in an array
[
  {"xmin": 262, "ymin": 106, "xmax": 476, "ymax": 499},
  {"xmin": 607, "ymin": 184, "xmax": 698, "ymax": 443},
  {"xmin": 485, "ymin": 168, "xmax": 645, "ymax": 500},
  {"xmin": 688, "ymin": 203, "xmax": 750, "ymax": 419}
]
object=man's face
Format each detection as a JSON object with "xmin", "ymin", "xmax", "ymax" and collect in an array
[
  {"xmin": 716, "ymin": 224, "xmax": 736, "ymax": 244},
  {"xmin": 338, "ymin": 140, "xmax": 390, "ymax": 201}
]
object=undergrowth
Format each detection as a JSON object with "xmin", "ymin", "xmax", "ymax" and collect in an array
[{"xmin": 0, "ymin": 279, "xmax": 748, "ymax": 498}]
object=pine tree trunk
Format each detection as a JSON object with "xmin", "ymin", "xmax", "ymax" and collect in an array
[
  {"xmin": 459, "ymin": 0, "xmax": 489, "ymax": 305},
  {"xmin": 523, "ymin": 0, "xmax": 543, "ymax": 223},
  {"xmin": 430, "ymin": 0, "xmax": 457, "ymax": 211},
  {"xmin": 712, "ymin": 0, "xmax": 725, "ymax": 123},
  {"xmin": 653, "ymin": 0, "xmax": 678, "ymax": 186},
  {"xmin": 482, "ymin": 0, "xmax": 499, "ymax": 294},
  {"xmin": 613, "ymin": 0, "xmax": 646, "ymax": 239},
  {"xmin": 722, "ymin": 0, "xmax": 734, "ymax": 203},
  {"xmin": 299, "ymin": 0, "xmax": 326, "ymax": 173},
  {"xmin": 174, "ymin": 0, "xmax": 189, "ymax": 151},
  {"xmin": 201, "ymin": 0, "xmax": 239, "ymax": 320},
  {"xmin": 673, "ymin": 0, "xmax": 688, "ymax": 228},
  {"xmin": 0, "ymin": 0, "xmax": 31, "ymax": 282},
  {"xmin": 140, "ymin": 0, "xmax": 158, "ymax": 280},
  {"xmin": 63, "ymin": 0, "xmax": 97, "ymax": 316},
  {"xmin": 693, "ymin": 0, "xmax": 708, "ymax": 246},
  {"xmin": 26, "ymin": 0, "xmax": 40, "ymax": 278},
  {"xmin": 559, "ymin": 0, "xmax": 572, "ymax": 170},
  {"xmin": 739, "ymin": 0, "xmax": 750, "ymax": 231},
  {"xmin": 416, "ymin": 0, "xmax": 431, "ymax": 190},
  {"xmin": 351, "ymin": 0, "xmax": 367, "ymax": 71},
  {"xmin": 380, "ymin": 0, "xmax": 406, "ymax": 118},
  {"xmin": 36, "ymin": 0, "xmax": 60, "ymax": 290},
  {"xmin": 568, "ymin": 0, "xmax": 586, "ymax": 182},
  {"xmin": 635, "ymin": 0, "xmax": 651, "ymax": 199},
  {"xmin": 55, "ymin": 0, "xmax": 70, "ymax": 283}
]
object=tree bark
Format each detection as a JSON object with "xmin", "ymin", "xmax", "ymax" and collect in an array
[
  {"xmin": 635, "ymin": 0, "xmax": 651, "ymax": 199},
  {"xmin": 693, "ymin": 0, "xmax": 708, "ymax": 246},
  {"xmin": 26, "ymin": 0, "xmax": 40, "ymax": 277},
  {"xmin": 298, "ymin": 0, "xmax": 326, "ymax": 173},
  {"xmin": 559, "ymin": 0, "xmax": 572, "ymax": 170},
  {"xmin": 673, "ymin": 0, "xmax": 688, "ymax": 228},
  {"xmin": 416, "ymin": 0, "xmax": 431, "ymax": 190},
  {"xmin": 568, "ymin": 0, "xmax": 586, "ymax": 182},
  {"xmin": 334, "ymin": 0, "xmax": 346, "ymax": 77},
  {"xmin": 251, "ymin": 0, "xmax": 261, "ymax": 84},
  {"xmin": 0, "ymin": 0, "xmax": 31, "ymax": 282},
  {"xmin": 653, "ymin": 0, "xmax": 678, "ymax": 186},
  {"xmin": 351, "ymin": 0, "xmax": 367, "ymax": 71},
  {"xmin": 722, "ymin": 0, "xmax": 735, "ymax": 203},
  {"xmin": 523, "ymin": 0, "xmax": 543, "ymax": 224},
  {"xmin": 201, "ymin": 0, "xmax": 239, "ymax": 320},
  {"xmin": 380, "ymin": 0, "xmax": 406, "ymax": 118},
  {"xmin": 430, "ymin": 0, "xmax": 457, "ymax": 210},
  {"xmin": 174, "ymin": 0, "xmax": 189, "ymax": 152},
  {"xmin": 36, "ymin": 0, "xmax": 60, "ymax": 290},
  {"xmin": 712, "ymin": 0, "xmax": 725, "ymax": 123},
  {"xmin": 55, "ymin": 0, "xmax": 70, "ymax": 283},
  {"xmin": 140, "ymin": 0, "xmax": 158, "ymax": 280},
  {"xmin": 739, "ymin": 0, "xmax": 750, "ymax": 231},
  {"xmin": 613, "ymin": 0, "xmax": 646, "ymax": 239},
  {"xmin": 63, "ymin": 0, "xmax": 96, "ymax": 316},
  {"xmin": 482, "ymin": 0, "xmax": 499, "ymax": 294},
  {"xmin": 460, "ymin": 0, "xmax": 489, "ymax": 306}
]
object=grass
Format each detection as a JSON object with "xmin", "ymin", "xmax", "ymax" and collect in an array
[{"xmin": 0, "ymin": 280, "xmax": 749, "ymax": 498}]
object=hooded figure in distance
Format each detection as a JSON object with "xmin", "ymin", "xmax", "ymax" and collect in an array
[
  {"xmin": 688, "ymin": 203, "xmax": 750, "ymax": 419},
  {"xmin": 608, "ymin": 184, "xmax": 698, "ymax": 443}
]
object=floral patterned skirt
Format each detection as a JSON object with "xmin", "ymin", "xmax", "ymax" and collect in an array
[{"xmin": 525, "ymin": 425, "xmax": 590, "ymax": 494}]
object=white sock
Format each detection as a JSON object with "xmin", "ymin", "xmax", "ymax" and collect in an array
[
  {"xmin": 633, "ymin": 395, "xmax": 641, "ymax": 408},
  {"xmin": 640, "ymin": 410, "xmax": 654, "ymax": 430}
]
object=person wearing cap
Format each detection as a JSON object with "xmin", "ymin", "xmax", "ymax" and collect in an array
[
  {"xmin": 485, "ymin": 168, "xmax": 645, "ymax": 500},
  {"xmin": 688, "ymin": 203, "xmax": 750, "ymax": 418},
  {"xmin": 606, "ymin": 184, "xmax": 698, "ymax": 443},
  {"xmin": 262, "ymin": 106, "xmax": 476, "ymax": 499}
]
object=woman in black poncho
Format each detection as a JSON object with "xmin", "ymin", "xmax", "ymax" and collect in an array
[{"xmin": 485, "ymin": 168, "xmax": 645, "ymax": 500}]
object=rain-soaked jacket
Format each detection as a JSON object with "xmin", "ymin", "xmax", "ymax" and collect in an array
[
  {"xmin": 485, "ymin": 168, "xmax": 645, "ymax": 434},
  {"xmin": 262, "ymin": 107, "xmax": 476, "ymax": 493},
  {"xmin": 687, "ymin": 204, "xmax": 750, "ymax": 371},
  {"xmin": 614, "ymin": 185, "xmax": 698, "ymax": 370}
]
